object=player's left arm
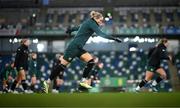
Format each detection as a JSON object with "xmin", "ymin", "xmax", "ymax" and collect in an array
[{"xmin": 66, "ymin": 26, "xmax": 80, "ymax": 35}]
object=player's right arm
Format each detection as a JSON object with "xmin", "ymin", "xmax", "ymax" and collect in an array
[{"xmin": 89, "ymin": 22, "xmax": 122, "ymax": 43}]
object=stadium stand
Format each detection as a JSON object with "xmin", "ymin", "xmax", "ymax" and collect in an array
[{"xmin": 1, "ymin": 51, "xmax": 179, "ymax": 92}]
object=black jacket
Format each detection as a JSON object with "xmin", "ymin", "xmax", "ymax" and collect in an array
[
  {"xmin": 148, "ymin": 43, "xmax": 169, "ymax": 67},
  {"xmin": 14, "ymin": 44, "xmax": 29, "ymax": 71}
]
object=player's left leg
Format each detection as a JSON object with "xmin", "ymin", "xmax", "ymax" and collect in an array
[
  {"xmin": 79, "ymin": 52, "xmax": 95, "ymax": 89},
  {"xmin": 150, "ymin": 68, "xmax": 167, "ymax": 92},
  {"xmin": 19, "ymin": 69, "xmax": 29, "ymax": 93}
]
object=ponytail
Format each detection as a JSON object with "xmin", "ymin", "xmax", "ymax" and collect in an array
[{"xmin": 90, "ymin": 11, "xmax": 103, "ymax": 19}]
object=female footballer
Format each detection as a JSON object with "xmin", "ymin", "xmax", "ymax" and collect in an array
[
  {"xmin": 43, "ymin": 11, "xmax": 121, "ymax": 93},
  {"xmin": 10, "ymin": 39, "xmax": 30, "ymax": 93},
  {"xmin": 136, "ymin": 38, "xmax": 171, "ymax": 92}
]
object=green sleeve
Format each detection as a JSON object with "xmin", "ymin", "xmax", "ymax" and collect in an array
[
  {"xmin": 14, "ymin": 68, "xmax": 18, "ymax": 76},
  {"xmin": 29, "ymin": 60, "xmax": 37, "ymax": 76},
  {"xmin": 71, "ymin": 26, "xmax": 80, "ymax": 32},
  {"xmin": 89, "ymin": 23, "xmax": 114, "ymax": 40},
  {"xmin": 2, "ymin": 68, "xmax": 9, "ymax": 80}
]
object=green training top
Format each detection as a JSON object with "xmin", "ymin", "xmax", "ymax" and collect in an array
[
  {"xmin": 1, "ymin": 65, "xmax": 17, "ymax": 80},
  {"xmin": 70, "ymin": 18, "xmax": 113, "ymax": 48},
  {"xmin": 29, "ymin": 59, "xmax": 38, "ymax": 76}
]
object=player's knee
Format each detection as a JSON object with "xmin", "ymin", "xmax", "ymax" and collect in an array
[
  {"xmin": 145, "ymin": 73, "xmax": 153, "ymax": 81},
  {"xmin": 31, "ymin": 77, "xmax": 37, "ymax": 84},
  {"xmin": 160, "ymin": 73, "xmax": 167, "ymax": 80},
  {"xmin": 145, "ymin": 77, "xmax": 151, "ymax": 82}
]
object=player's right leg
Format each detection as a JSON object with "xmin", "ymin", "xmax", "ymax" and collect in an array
[{"xmin": 150, "ymin": 68, "xmax": 167, "ymax": 92}]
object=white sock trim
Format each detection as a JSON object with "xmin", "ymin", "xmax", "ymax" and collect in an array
[
  {"xmin": 152, "ymin": 80, "xmax": 157, "ymax": 86},
  {"xmin": 136, "ymin": 86, "xmax": 140, "ymax": 91}
]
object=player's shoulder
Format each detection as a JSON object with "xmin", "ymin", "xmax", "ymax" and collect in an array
[
  {"xmin": 17, "ymin": 46, "xmax": 22, "ymax": 51},
  {"xmin": 157, "ymin": 44, "xmax": 167, "ymax": 52}
]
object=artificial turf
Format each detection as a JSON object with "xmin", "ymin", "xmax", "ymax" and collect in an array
[{"xmin": 0, "ymin": 92, "xmax": 180, "ymax": 108}]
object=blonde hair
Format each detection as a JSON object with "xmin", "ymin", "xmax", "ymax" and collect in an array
[
  {"xmin": 21, "ymin": 39, "xmax": 28, "ymax": 44},
  {"xmin": 156, "ymin": 38, "xmax": 168, "ymax": 46},
  {"xmin": 90, "ymin": 11, "xmax": 103, "ymax": 19}
]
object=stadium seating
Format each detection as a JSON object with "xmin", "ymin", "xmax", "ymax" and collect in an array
[
  {"xmin": 0, "ymin": 51, "xmax": 179, "ymax": 92},
  {"xmin": 0, "ymin": 7, "xmax": 180, "ymax": 35}
]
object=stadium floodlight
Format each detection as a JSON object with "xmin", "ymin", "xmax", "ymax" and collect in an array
[
  {"xmin": 87, "ymin": 37, "xmax": 113, "ymax": 44},
  {"xmin": 9, "ymin": 39, "xmax": 12, "ymax": 43},
  {"xmin": 14, "ymin": 38, "xmax": 18, "ymax": 43},
  {"xmin": 129, "ymin": 47, "xmax": 137, "ymax": 52},
  {"xmin": 124, "ymin": 37, "xmax": 129, "ymax": 42},
  {"xmin": 37, "ymin": 43, "xmax": 44, "ymax": 52},
  {"xmin": 105, "ymin": 17, "xmax": 110, "ymax": 21},
  {"xmin": 33, "ymin": 39, "xmax": 38, "ymax": 43},
  {"xmin": 32, "ymin": 13, "xmax": 36, "ymax": 17}
]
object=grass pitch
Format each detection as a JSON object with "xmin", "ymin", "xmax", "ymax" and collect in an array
[{"xmin": 0, "ymin": 92, "xmax": 180, "ymax": 108}]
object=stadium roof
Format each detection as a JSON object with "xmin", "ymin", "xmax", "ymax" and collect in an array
[{"xmin": 0, "ymin": 0, "xmax": 179, "ymax": 8}]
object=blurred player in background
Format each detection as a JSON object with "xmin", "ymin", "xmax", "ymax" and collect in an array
[
  {"xmin": 136, "ymin": 38, "xmax": 171, "ymax": 92},
  {"xmin": 52, "ymin": 53, "xmax": 64, "ymax": 93},
  {"xmin": 10, "ymin": 39, "xmax": 31, "ymax": 93},
  {"xmin": 1, "ymin": 62, "xmax": 17, "ymax": 93},
  {"xmin": 43, "ymin": 11, "xmax": 122, "ymax": 93},
  {"xmin": 90, "ymin": 57, "xmax": 103, "ymax": 86},
  {"xmin": 29, "ymin": 52, "xmax": 38, "ymax": 92}
]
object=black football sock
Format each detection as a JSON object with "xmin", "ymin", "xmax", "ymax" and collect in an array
[
  {"xmin": 82, "ymin": 59, "xmax": 95, "ymax": 78},
  {"xmin": 30, "ymin": 84, "xmax": 35, "ymax": 91},
  {"xmin": 139, "ymin": 79, "xmax": 148, "ymax": 88},
  {"xmin": 152, "ymin": 77, "xmax": 163, "ymax": 86},
  {"xmin": 11, "ymin": 80, "xmax": 18, "ymax": 91},
  {"xmin": 21, "ymin": 80, "xmax": 28, "ymax": 91},
  {"xmin": 56, "ymin": 86, "xmax": 60, "ymax": 91}
]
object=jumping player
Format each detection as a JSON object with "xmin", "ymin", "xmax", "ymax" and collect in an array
[
  {"xmin": 135, "ymin": 38, "xmax": 171, "ymax": 92},
  {"xmin": 43, "ymin": 11, "xmax": 122, "ymax": 93},
  {"xmin": 10, "ymin": 39, "xmax": 30, "ymax": 93}
]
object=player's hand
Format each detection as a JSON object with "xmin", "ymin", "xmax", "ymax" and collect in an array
[
  {"xmin": 65, "ymin": 27, "xmax": 72, "ymax": 35},
  {"xmin": 114, "ymin": 37, "xmax": 122, "ymax": 43},
  {"xmin": 168, "ymin": 55, "xmax": 172, "ymax": 61},
  {"xmin": 168, "ymin": 55, "xmax": 175, "ymax": 65}
]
